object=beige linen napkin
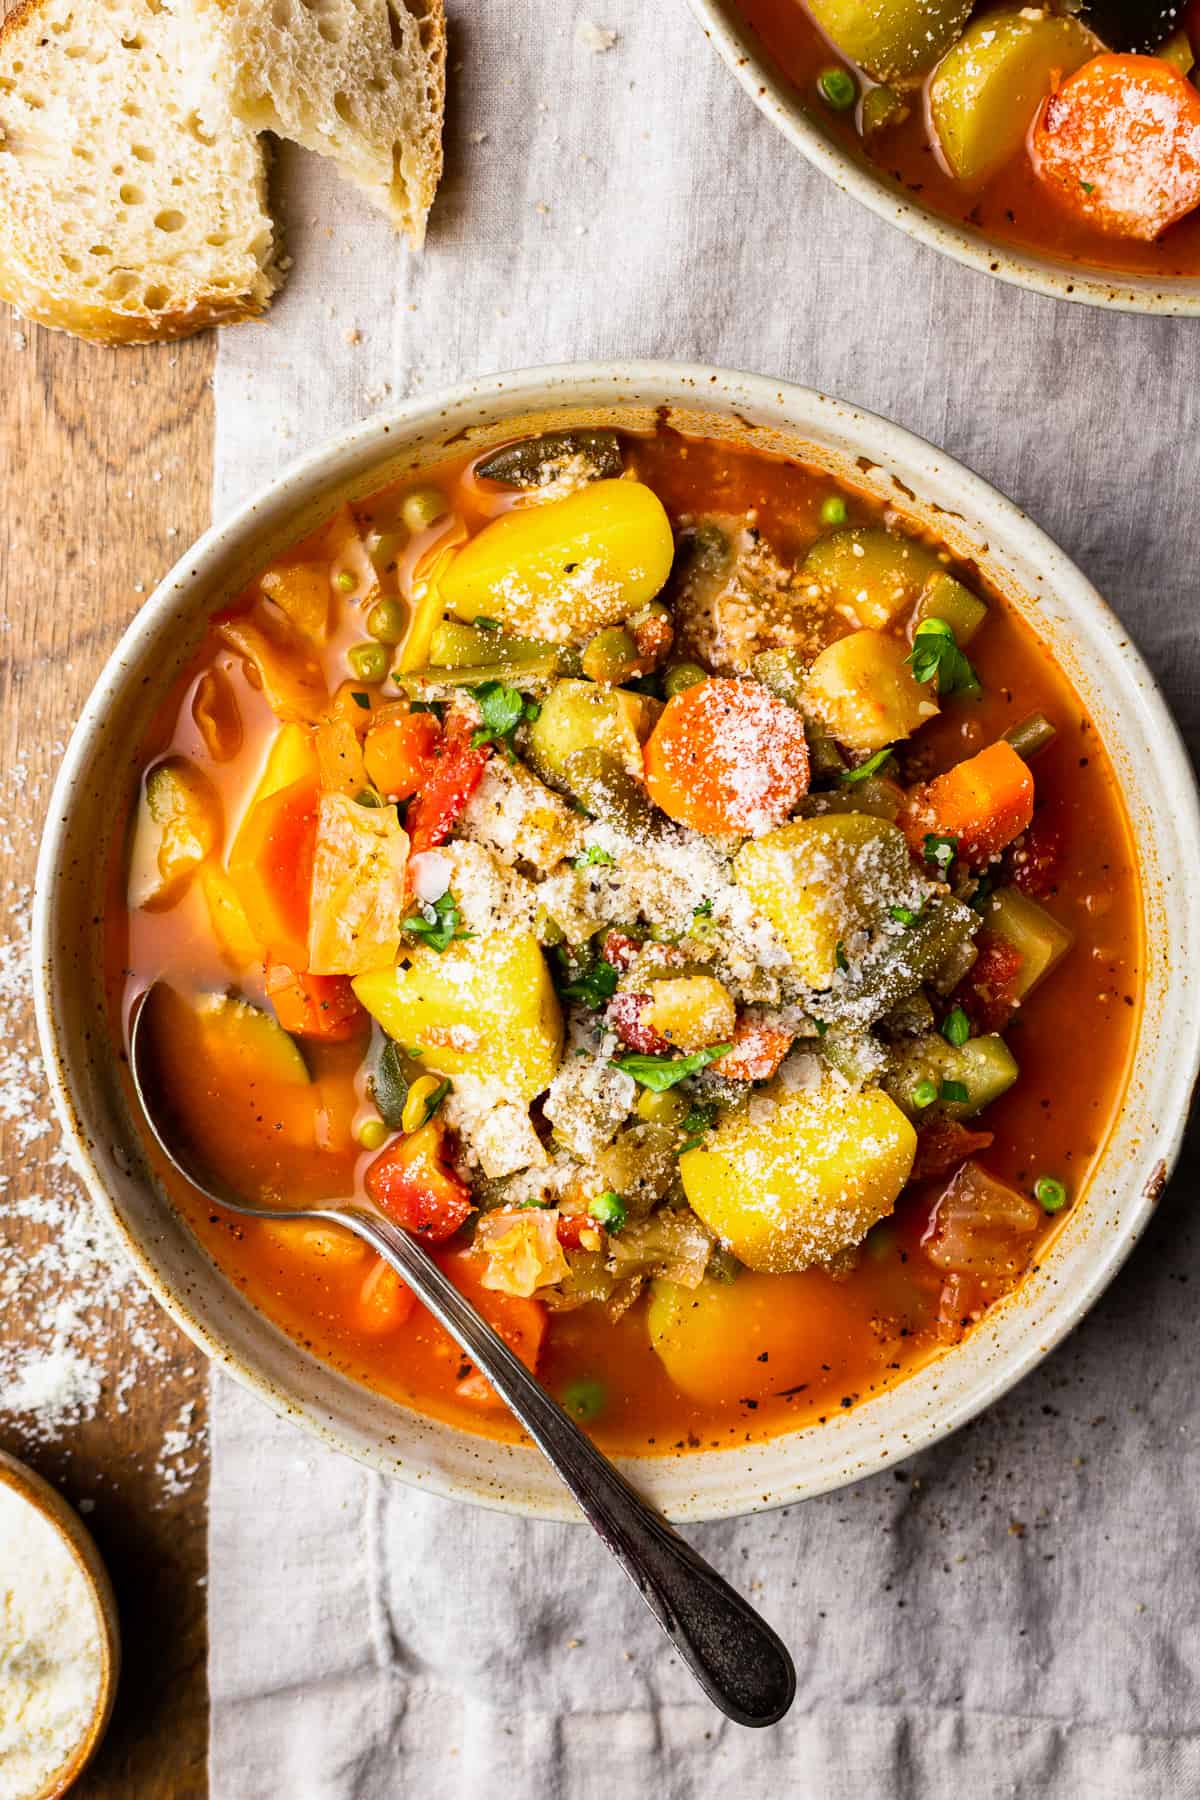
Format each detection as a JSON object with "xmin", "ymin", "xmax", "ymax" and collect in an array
[{"xmin": 210, "ymin": 4, "xmax": 1200, "ymax": 1794}]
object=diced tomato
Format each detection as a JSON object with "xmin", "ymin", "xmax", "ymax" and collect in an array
[
  {"xmin": 607, "ymin": 991, "xmax": 670, "ymax": 1054},
  {"xmin": 354, "ymin": 1258, "xmax": 417, "ymax": 1335},
  {"xmin": 556, "ymin": 1211, "xmax": 603, "ymax": 1252},
  {"xmin": 1008, "ymin": 808, "xmax": 1064, "ymax": 899},
  {"xmin": 643, "ymin": 678, "xmax": 810, "ymax": 835},
  {"xmin": 909, "ymin": 1119, "xmax": 995, "ymax": 1186},
  {"xmin": 601, "ymin": 931, "xmax": 641, "ymax": 971},
  {"xmin": 404, "ymin": 718, "xmax": 491, "ymax": 854},
  {"xmin": 436, "ymin": 1247, "xmax": 547, "ymax": 1409},
  {"xmin": 364, "ymin": 1121, "xmax": 474, "ymax": 1242},
  {"xmin": 950, "ymin": 935, "xmax": 1024, "ymax": 1036},
  {"xmin": 264, "ymin": 960, "xmax": 368, "ymax": 1041},
  {"xmin": 715, "ymin": 1018, "xmax": 794, "ymax": 1083},
  {"xmin": 903, "ymin": 741, "xmax": 1034, "ymax": 867},
  {"xmin": 363, "ymin": 710, "xmax": 444, "ymax": 800}
]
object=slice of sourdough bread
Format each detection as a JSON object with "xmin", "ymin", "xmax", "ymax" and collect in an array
[
  {"xmin": 0, "ymin": 0, "xmax": 280, "ymax": 345},
  {"xmin": 185, "ymin": 0, "xmax": 446, "ymax": 248}
]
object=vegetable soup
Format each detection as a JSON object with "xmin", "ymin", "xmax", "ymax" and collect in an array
[
  {"xmin": 736, "ymin": 1, "xmax": 1200, "ymax": 278},
  {"xmin": 112, "ymin": 424, "xmax": 1141, "ymax": 1456}
]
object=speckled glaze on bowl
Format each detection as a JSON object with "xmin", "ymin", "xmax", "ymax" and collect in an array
[
  {"xmin": 0, "ymin": 1451, "xmax": 119, "ymax": 1798},
  {"xmin": 33, "ymin": 362, "xmax": 1200, "ymax": 1522},
  {"xmin": 686, "ymin": 0, "xmax": 1200, "ymax": 316}
]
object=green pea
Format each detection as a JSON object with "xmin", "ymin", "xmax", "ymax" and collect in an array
[
  {"xmin": 582, "ymin": 626, "xmax": 639, "ymax": 685},
  {"xmin": 818, "ymin": 67, "xmax": 857, "ymax": 111},
  {"xmin": 561, "ymin": 1378, "xmax": 607, "ymax": 1423},
  {"xmin": 355, "ymin": 1117, "xmax": 389, "ymax": 1151},
  {"xmin": 348, "ymin": 642, "xmax": 390, "ymax": 683},
  {"xmin": 335, "ymin": 570, "xmax": 357, "ymax": 594},
  {"xmin": 588, "ymin": 1190, "xmax": 627, "ymax": 1232},
  {"xmin": 1035, "ymin": 1176, "xmax": 1068, "ymax": 1214},
  {"xmin": 401, "ymin": 487, "xmax": 448, "ymax": 533},
  {"xmin": 366, "ymin": 598, "xmax": 407, "ymax": 644},
  {"xmin": 912, "ymin": 1078, "xmax": 938, "ymax": 1110},
  {"xmin": 663, "ymin": 661, "xmax": 707, "ymax": 699},
  {"xmin": 820, "ymin": 495, "xmax": 848, "ymax": 527}
]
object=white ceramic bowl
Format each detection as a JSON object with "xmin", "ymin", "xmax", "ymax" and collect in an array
[
  {"xmin": 687, "ymin": 0, "xmax": 1200, "ymax": 316},
  {"xmin": 33, "ymin": 362, "xmax": 1200, "ymax": 1522}
]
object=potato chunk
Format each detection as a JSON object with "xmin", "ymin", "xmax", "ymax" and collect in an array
[
  {"xmin": 647, "ymin": 1269, "xmax": 861, "ymax": 1404},
  {"xmin": 439, "ymin": 479, "xmax": 675, "ymax": 643},
  {"xmin": 679, "ymin": 1081, "xmax": 917, "ymax": 1272},
  {"xmin": 930, "ymin": 10, "xmax": 1097, "ymax": 183},
  {"xmin": 804, "ymin": 630, "xmax": 937, "ymax": 751},
  {"xmin": 641, "ymin": 976, "xmax": 737, "ymax": 1053},
  {"xmin": 352, "ymin": 930, "xmax": 563, "ymax": 1102},
  {"xmin": 807, "ymin": 0, "xmax": 972, "ymax": 80},
  {"xmin": 734, "ymin": 812, "xmax": 916, "ymax": 987}
]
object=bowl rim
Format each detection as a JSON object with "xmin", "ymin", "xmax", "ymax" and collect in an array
[
  {"xmin": 685, "ymin": 0, "xmax": 1200, "ymax": 317},
  {"xmin": 32, "ymin": 358, "xmax": 1200, "ymax": 1523}
]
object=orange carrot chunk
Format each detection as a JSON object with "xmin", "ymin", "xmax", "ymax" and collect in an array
[
  {"xmin": 643, "ymin": 678, "xmax": 809, "ymax": 836},
  {"xmin": 904, "ymin": 741, "xmax": 1034, "ymax": 867},
  {"xmin": 1033, "ymin": 53, "xmax": 1200, "ymax": 240}
]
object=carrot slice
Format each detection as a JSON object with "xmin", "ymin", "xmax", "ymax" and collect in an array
[
  {"xmin": 435, "ymin": 1248, "xmax": 547, "ymax": 1409},
  {"xmin": 904, "ymin": 741, "xmax": 1034, "ymax": 867},
  {"xmin": 643, "ymin": 678, "xmax": 809, "ymax": 836},
  {"xmin": 1032, "ymin": 53, "xmax": 1200, "ymax": 240}
]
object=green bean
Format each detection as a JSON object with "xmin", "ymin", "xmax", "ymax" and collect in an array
[
  {"xmin": 396, "ymin": 653, "xmax": 563, "ymax": 695},
  {"xmin": 476, "ymin": 429, "xmax": 624, "ymax": 488},
  {"xmin": 562, "ymin": 747, "xmax": 658, "ymax": 835},
  {"xmin": 751, "ymin": 648, "xmax": 809, "ymax": 708},
  {"xmin": 582, "ymin": 627, "xmax": 640, "ymax": 685},
  {"xmin": 1004, "ymin": 712, "xmax": 1057, "ymax": 761}
]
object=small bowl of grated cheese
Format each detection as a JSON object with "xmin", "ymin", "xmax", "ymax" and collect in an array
[{"xmin": 0, "ymin": 1452, "xmax": 118, "ymax": 1800}]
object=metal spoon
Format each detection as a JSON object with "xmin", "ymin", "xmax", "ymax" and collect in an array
[{"xmin": 129, "ymin": 986, "xmax": 796, "ymax": 1728}]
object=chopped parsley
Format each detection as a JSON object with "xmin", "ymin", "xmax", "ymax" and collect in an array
[
  {"xmin": 812, "ymin": 1018, "xmax": 829, "ymax": 1038},
  {"xmin": 888, "ymin": 902, "xmax": 926, "ymax": 928},
  {"xmin": 968, "ymin": 875, "xmax": 996, "ymax": 914},
  {"xmin": 679, "ymin": 1101, "xmax": 719, "ymax": 1154},
  {"xmin": 693, "ymin": 897, "xmax": 714, "ymax": 918},
  {"xmin": 474, "ymin": 616, "xmax": 502, "ymax": 632},
  {"xmin": 942, "ymin": 1006, "xmax": 971, "ymax": 1048},
  {"xmin": 835, "ymin": 941, "xmax": 849, "ymax": 974},
  {"xmin": 839, "ymin": 746, "xmax": 895, "ymax": 785},
  {"xmin": 923, "ymin": 832, "xmax": 958, "ymax": 873},
  {"xmin": 573, "ymin": 845, "xmax": 616, "ymax": 870},
  {"xmin": 470, "ymin": 679, "xmax": 536, "ymax": 752},
  {"xmin": 611, "ymin": 1044, "xmax": 732, "ymax": 1091},
  {"xmin": 560, "ymin": 957, "xmax": 618, "ymax": 1009},
  {"xmin": 419, "ymin": 1077, "xmax": 452, "ymax": 1126},
  {"xmin": 940, "ymin": 1079, "xmax": 970, "ymax": 1104},
  {"xmin": 907, "ymin": 619, "xmax": 980, "ymax": 697},
  {"xmin": 351, "ymin": 690, "xmax": 371, "ymax": 710},
  {"xmin": 401, "ymin": 889, "xmax": 470, "ymax": 953}
]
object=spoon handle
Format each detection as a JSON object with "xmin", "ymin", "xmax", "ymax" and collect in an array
[{"xmin": 332, "ymin": 1206, "xmax": 795, "ymax": 1729}]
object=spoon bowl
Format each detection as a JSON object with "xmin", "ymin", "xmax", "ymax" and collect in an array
[{"xmin": 128, "ymin": 984, "xmax": 796, "ymax": 1728}]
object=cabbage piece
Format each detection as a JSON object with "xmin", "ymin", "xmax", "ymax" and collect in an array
[
  {"xmin": 307, "ymin": 793, "xmax": 409, "ymax": 976},
  {"xmin": 476, "ymin": 1209, "xmax": 570, "ymax": 1298}
]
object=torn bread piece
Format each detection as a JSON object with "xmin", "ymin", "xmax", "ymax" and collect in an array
[{"xmin": 186, "ymin": 0, "xmax": 446, "ymax": 247}]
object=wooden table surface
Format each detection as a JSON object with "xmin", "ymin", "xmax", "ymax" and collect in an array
[{"xmin": 0, "ymin": 315, "xmax": 215, "ymax": 1795}]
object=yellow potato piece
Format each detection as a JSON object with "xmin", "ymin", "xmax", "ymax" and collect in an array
[
  {"xmin": 352, "ymin": 930, "xmax": 563, "ymax": 1103},
  {"xmin": 734, "ymin": 812, "xmax": 913, "ymax": 987},
  {"xmin": 930, "ymin": 10, "xmax": 1096, "ymax": 184},
  {"xmin": 647, "ymin": 1269, "xmax": 862, "ymax": 1404},
  {"xmin": 679, "ymin": 1083, "xmax": 917, "ymax": 1273},
  {"xmin": 641, "ymin": 976, "xmax": 736, "ymax": 1053},
  {"xmin": 439, "ymin": 480, "xmax": 675, "ymax": 643},
  {"xmin": 199, "ymin": 862, "xmax": 263, "ymax": 970},
  {"xmin": 807, "ymin": 0, "xmax": 972, "ymax": 80},
  {"xmin": 804, "ymin": 629, "xmax": 937, "ymax": 751},
  {"xmin": 252, "ymin": 722, "xmax": 320, "ymax": 803}
]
